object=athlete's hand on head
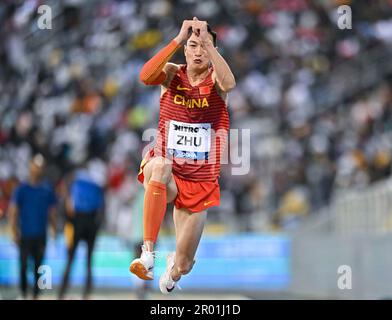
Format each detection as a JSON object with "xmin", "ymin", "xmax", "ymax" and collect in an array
[
  {"xmin": 192, "ymin": 17, "xmax": 212, "ymax": 46},
  {"xmin": 175, "ymin": 20, "xmax": 195, "ymax": 45},
  {"xmin": 175, "ymin": 18, "xmax": 212, "ymax": 46}
]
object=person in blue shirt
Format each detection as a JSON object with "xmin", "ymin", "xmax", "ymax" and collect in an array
[
  {"xmin": 9, "ymin": 154, "xmax": 57, "ymax": 300},
  {"xmin": 58, "ymin": 163, "xmax": 105, "ymax": 300}
]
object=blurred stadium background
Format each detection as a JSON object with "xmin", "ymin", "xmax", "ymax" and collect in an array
[{"xmin": 1, "ymin": 0, "xmax": 392, "ymax": 300}]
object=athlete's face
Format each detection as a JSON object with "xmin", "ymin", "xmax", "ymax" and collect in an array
[{"xmin": 184, "ymin": 33, "xmax": 214, "ymax": 71}]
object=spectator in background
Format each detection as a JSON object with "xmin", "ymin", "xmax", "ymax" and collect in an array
[
  {"xmin": 8, "ymin": 154, "xmax": 57, "ymax": 300},
  {"xmin": 58, "ymin": 160, "xmax": 106, "ymax": 300},
  {"xmin": 0, "ymin": 175, "xmax": 18, "ymax": 220}
]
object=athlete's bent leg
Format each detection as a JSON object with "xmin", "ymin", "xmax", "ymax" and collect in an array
[
  {"xmin": 159, "ymin": 207, "xmax": 207, "ymax": 293},
  {"xmin": 172, "ymin": 207, "xmax": 206, "ymax": 279}
]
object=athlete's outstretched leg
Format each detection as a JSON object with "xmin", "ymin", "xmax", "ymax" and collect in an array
[
  {"xmin": 130, "ymin": 156, "xmax": 177, "ymax": 280},
  {"xmin": 159, "ymin": 207, "xmax": 207, "ymax": 293}
]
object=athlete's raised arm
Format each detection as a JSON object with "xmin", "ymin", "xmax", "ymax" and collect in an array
[
  {"xmin": 192, "ymin": 17, "xmax": 236, "ymax": 93},
  {"xmin": 139, "ymin": 20, "xmax": 194, "ymax": 86}
]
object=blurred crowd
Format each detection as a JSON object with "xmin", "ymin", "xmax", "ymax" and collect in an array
[{"xmin": 1, "ymin": 0, "xmax": 392, "ymax": 232}]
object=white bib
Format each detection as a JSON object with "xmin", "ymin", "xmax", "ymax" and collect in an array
[{"xmin": 167, "ymin": 120, "xmax": 211, "ymax": 160}]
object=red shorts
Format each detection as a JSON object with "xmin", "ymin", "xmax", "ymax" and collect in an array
[{"xmin": 137, "ymin": 151, "xmax": 220, "ymax": 213}]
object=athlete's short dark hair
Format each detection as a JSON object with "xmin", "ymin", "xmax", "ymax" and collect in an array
[{"xmin": 207, "ymin": 24, "xmax": 217, "ymax": 47}]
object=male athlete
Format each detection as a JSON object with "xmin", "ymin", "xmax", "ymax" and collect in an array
[{"xmin": 129, "ymin": 17, "xmax": 235, "ymax": 294}]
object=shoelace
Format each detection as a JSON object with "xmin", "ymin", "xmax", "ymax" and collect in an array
[
  {"xmin": 141, "ymin": 246, "xmax": 178, "ymax": 260},
  {"xmin": 141, "ymin": 245, "xmax": 159, "ymax": 258}
]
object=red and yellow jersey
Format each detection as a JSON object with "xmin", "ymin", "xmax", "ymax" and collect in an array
[{"xmin": 153, "ymin": 64, "xmax": 230, "ymax": 181}]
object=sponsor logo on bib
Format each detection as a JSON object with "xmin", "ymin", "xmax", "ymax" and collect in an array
[{"xmin": 167, "ymin": 120, "xmax": 211, "ymax": 160}]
